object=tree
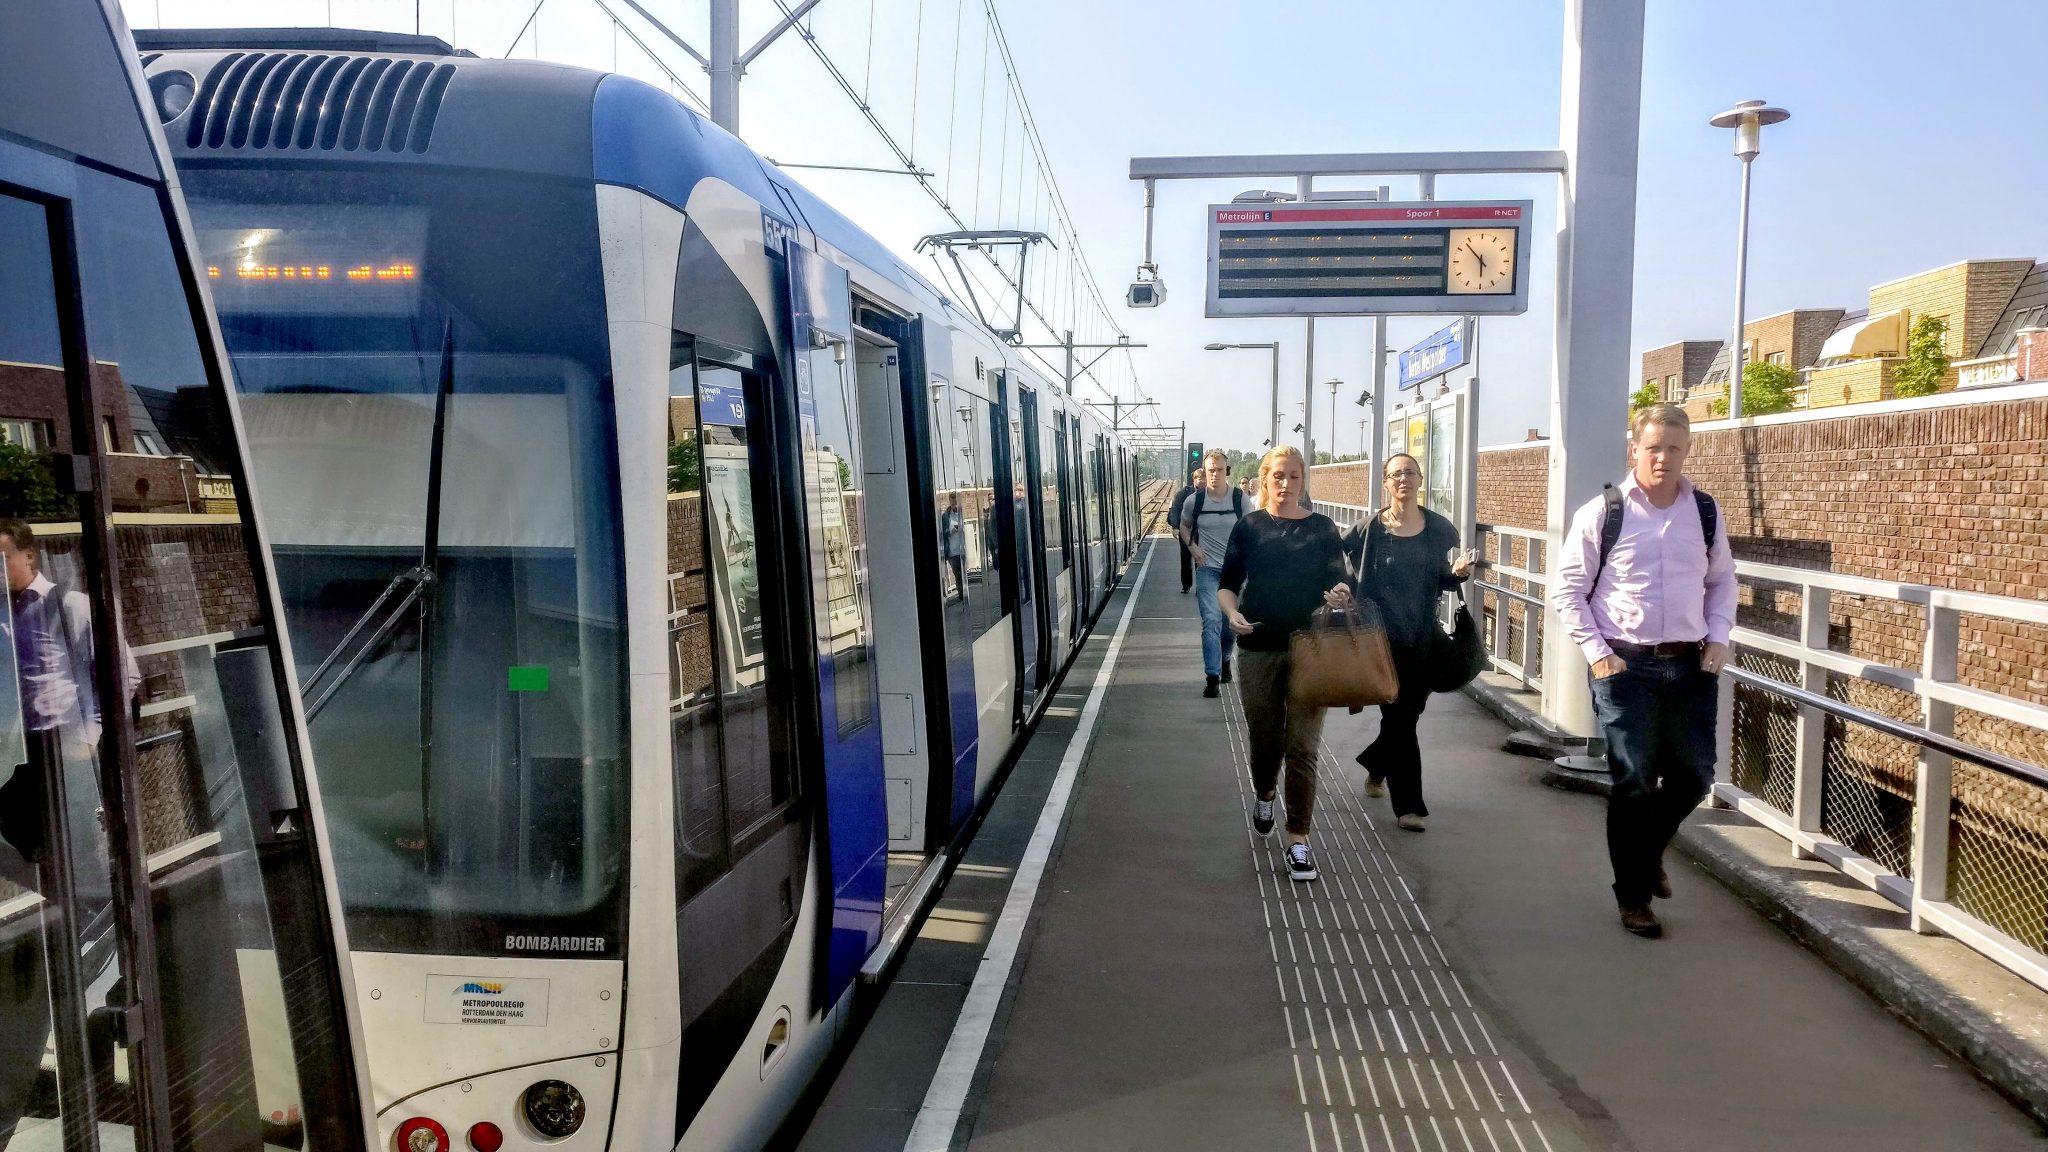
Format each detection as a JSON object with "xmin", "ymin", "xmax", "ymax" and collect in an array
[
  {"xmin": 0, "ymin": 445, "xmax": 66, "ymax": 518},
  {"xmin": 667, "ymin": 436, "xmax": 700, "ymax": 493},
  {"xmin": 1894, "ymin": 314, "xmax": 1950, "ymax": 399},
  {"xmin": 1709, "ymin": 361, "xmax": 1798, "ymax": 418},
  {"xmin": 1629, "ymin": 382, "xmax": 1660, "ymax": 418}
]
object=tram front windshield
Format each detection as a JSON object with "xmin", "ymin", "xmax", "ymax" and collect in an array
[{"xmin": 183, "ymin": 166, "xmax": 629, "ymax": 959}]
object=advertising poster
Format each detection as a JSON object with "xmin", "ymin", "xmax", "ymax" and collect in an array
[{"xmin": 702, "ymin": 444, "xmax": 765, "ymax": 683}]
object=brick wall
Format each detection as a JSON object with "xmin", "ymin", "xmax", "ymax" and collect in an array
[{"xmin": 1806, "ymin": 357, "xmax": 1902, "ymax": 408}]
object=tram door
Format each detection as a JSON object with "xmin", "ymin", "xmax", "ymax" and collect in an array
[
  {"xmin": 0, "ymin": 161, "xmax": 356, "ymax": 1148},
  {"xmin": 989, "ymin": 375, "xmax": 1037, "ymax": 725},
  {"xmin": 784, "ymin": 247, "xmax": 886, "ymax": 1005},
  {"xmin": 1017, "ymin": 388, "xmax": 1055, "ymax": 690}
]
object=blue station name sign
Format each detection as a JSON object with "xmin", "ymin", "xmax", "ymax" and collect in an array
[{"xmin": 1398, "ymin": 319, "xmax": 1470, "ymax": 391}]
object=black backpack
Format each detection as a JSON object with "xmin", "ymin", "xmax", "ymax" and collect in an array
[
  {"xmin": 1595, "ymin": 484, "xmax": 1718, "ymax": 583},
  {"xmin": 1187, "ymin": 487, "xmax": 1244, "ymax": 540}
]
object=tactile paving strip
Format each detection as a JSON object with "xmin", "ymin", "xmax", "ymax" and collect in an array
[{"xmin": 1222, "ymin": 683, "xmax": 1565, "ymax": 1152}]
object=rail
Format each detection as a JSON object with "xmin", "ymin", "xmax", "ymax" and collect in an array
[{"xmin": 1712, "ymin": 560, "xmax": 2048, "ymax": 994}]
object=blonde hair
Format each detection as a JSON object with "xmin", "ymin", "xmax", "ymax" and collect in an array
[
  {"xmin": 1255, "ymin": 445, "xmax": 1307, "ymax": 512},
  {"xmin": 1631, "ymin": 403, "xmax": 1691, "ymax": 440}
]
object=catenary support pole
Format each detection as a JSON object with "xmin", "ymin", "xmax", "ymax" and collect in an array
[
  {"xmin": 1542, "ymin": 0, "xmax": 1644, "ymax": 740},
  {"xmin": 709, "ymin": 0, "xmax": 739, "ymax": 133}
]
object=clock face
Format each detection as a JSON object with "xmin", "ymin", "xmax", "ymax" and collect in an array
[{"xmin": 1445, "ymin": 228, "xmax": 1516, "ymax": 295}]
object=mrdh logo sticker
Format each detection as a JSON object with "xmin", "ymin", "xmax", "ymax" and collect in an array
[{"xmin": 424, "ymin": 975, "xmax": 551, "ymax": 1027}]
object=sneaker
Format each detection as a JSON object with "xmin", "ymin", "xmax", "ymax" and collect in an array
[
  {"xmin": 1618, "ymin": 903, "xmax": 1662, "ymax": 938},
  {"xmin": 1396, "ymin": 814, "xmax": 1426, "ymax": 832},
  {"xmin": 1364, "ymin": 777, "xmax": 1387, "ymax": 799},
  {"xmin": 1653, "ymin": 865, "xmax": 1673, "ymax": 900},
  {"xmin": 1202, "ymin": 675, "xmax": 1219, "ymax": 699},
  {"xmin": 1286, "ymin": 842, "xmax": 1318, "ymax": 882},
  {"xmin": 1252, "ymin": 797, "xmax": 1275, "ymax": 837},
  {"xmin": 1219, "ymin": 659, "xmax": 1233, "ymax": 684}
]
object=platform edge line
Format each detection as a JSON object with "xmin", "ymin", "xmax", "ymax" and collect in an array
[{"xmin": 900, "ymin": 540, "xmax": 1155, "ymax": 1152}]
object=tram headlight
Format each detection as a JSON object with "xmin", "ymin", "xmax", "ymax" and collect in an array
[
  {"xmin": 394, "ymin": 1116, "xmax": 450, "ymax": 1152},
  {"xmin": 522, "ymin": 1080, "xmax": 586, "ymax": 1140}
]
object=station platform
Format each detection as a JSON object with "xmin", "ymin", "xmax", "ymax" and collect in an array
[{"xmin": 792, "ymin": 538, "xmax": 2048, "ymax": 1152}]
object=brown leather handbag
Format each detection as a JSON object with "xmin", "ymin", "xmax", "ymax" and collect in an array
[{"xmin": 1288, "ymin": 604, "xmax": 1401, "ymax": 709}]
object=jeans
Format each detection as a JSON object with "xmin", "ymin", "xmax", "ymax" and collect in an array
[
  {"xmin": 1590, "ymin": 651, "xmax": 1720, "ymax": 907},
  {"xmin": 1237, "ymin": 650, "xmax": 1323, "ymax": 835},
  {"xmin": 1193, "ymin": 566, "xmax": 1236, "ymax": 677},
  {"xmin": 1361, "ymin": 643, "xmax": 1431, "ymax": 817}
]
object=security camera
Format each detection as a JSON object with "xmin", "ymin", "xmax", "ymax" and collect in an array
[
  {"xmin": 1355, "ymin": 389, "xmax": 1371, "ymax": 407},
  {"xmin": 1127, "ymin": 275, "xmax": 1165, "ymax": 308}
]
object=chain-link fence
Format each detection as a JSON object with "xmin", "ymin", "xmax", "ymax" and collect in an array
[
  {"xmin": 1730, "ymin": 649, "xmax": 1799, "ymax": 814},
  {"xmin": 1948, "ymin": 760, "xmax": 2048, "ymax": 953},
  {"xmin": 1818, "ymin": 687, "xmax": 1918, "ymax": 877}
]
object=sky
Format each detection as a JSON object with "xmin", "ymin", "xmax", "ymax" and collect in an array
[{"xmin": 120, "ymin": 0, "xmax": 2048, "ymax": 456}]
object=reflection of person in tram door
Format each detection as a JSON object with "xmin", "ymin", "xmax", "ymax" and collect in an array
[
  {"xmin": 941, "ymin": 495, "xmax": 966, "ymax": 598},
  {"xmin": 0, "ymin": 520, "xmax": 132, "ymax": 754}
]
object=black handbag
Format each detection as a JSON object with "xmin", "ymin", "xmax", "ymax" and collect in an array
[{"xmin": 1426, "ymin": 586, "xmax": 1487, "ymax": 693}]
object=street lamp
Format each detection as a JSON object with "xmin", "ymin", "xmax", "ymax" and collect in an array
[
  {"xmin": 1326, "ymin": 378, "xmax": 1340, "ymax": 463},
  {"xmin": 1205, "ymin": 341, "xmax": 1281, "ymax": 449},
  {"xmin": 1709, "ymin": 99, "xmax": 1790, "ymax": 420}
]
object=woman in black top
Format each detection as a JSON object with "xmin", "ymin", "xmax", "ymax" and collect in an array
[
  {"xmin": 1217, "ymin": 445, "xmax": 1352, "ymax": 882},
  {"xmin": 1344, "ymin": 453, "xmax": 1474, "ymax": 831}
]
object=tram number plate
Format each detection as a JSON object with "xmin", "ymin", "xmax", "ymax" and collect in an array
[{"xmin": 424, "ymin": 975, "xmax": 552, "ymax": 1027}]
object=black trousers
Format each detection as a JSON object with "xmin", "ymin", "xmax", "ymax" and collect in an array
[
  {"xmin": 1177, "ymin": 538, "xmax": 1193, "ymax": 591},
  {"xmin": 1591, "ymin": 653, "xmax": 1719, "ymax": 906},
  {"xmin": 1360, "ymin": 644, "xmax": 1431, "ymax": 817}
]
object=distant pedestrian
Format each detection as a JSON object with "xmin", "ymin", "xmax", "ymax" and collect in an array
[
  {"xmin": 1552, "ymin": 404, "xmax": 1734, "ymax": 939},
  {"xmin": 1239, "ymin": 475, "xmax": 1256, "ymax": 499},
  {"xmin": 1166, "ymin": 469, "xmax": 1199, "ymax": 593},
  {"xmin": 1217, "ymin": 445, "xmax": 1352, "ymax": 882},
  {"xmin": 1343, "ymin": 453, "xmax": 1474, "ymax": 831},
  {"xmin": 1179, "ymin": 449, "xmax": 1245, "ymax": 698}
]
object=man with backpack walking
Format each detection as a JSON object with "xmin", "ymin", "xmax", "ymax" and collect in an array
[
  {"xmin": 1552, "ymin": 405, "xmax": 1734, "ymax": 939},
  {"xmin": 1180, "ymin": 450, "xmax": 1246, "ymax": 698}
]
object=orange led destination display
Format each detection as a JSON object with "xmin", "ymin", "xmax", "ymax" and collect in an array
[{"xmin": 206, "ymin": 263, "xmax": 417, "ymax": 281}]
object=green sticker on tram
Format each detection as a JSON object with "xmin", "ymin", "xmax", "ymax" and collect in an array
[{"xmin": 507, "ymin": 665, "xmax": 550, "ymax": 693}]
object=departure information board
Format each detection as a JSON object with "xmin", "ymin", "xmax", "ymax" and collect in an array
[{"xmin": 1205, "ymin": 200, "xmax": 1533, "ymax": 318}]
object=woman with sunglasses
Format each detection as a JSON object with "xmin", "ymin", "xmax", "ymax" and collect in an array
[{"xmin": 1344, "ymin": 453, "xmax": 1474, "ymax": 831}]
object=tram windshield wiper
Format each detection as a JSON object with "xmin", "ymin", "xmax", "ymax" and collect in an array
[{"xmin": 302, "ymin": 324, "xmax": 455, "ymax": 725}]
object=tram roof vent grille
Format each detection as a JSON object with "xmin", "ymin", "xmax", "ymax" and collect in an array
[{"xmin": 185, "ymin": 52, "xmax": 455, "ymax": 154}]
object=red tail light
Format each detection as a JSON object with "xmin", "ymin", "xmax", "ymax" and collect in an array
[{"xmin": 467, "ymin": 1121, "xmax": 505, "ymax": 1152}]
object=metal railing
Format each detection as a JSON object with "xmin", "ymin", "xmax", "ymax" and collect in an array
[
  {"xmin": 1712, "ymin": 560, "xmax": 2048, "ymax": 994},
  {"xmin": 1474, "ymin": 523, "xmax": 1546, "ymax": 692}
]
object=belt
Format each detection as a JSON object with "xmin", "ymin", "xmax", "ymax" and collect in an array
[{"xmin": 1607, "ymin": 638, "xmax": 1704, "ymax": 659}]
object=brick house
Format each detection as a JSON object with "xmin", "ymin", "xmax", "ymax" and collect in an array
[
  {"xmin": 1672, "ymin": 308, "xmax": 1845, "ymax": 420},
  {"xmin": 1805, "ymin": 258, "xmax": 2035, "ymax": 409},
  {"xmin": 1953, "ymin": 262, "xmax": 2048, "ymax": 389},
  {"xmin": 1638, "ymin": 340, "xmax": 1720, "ymax": 404},
  {"xmin": 0, "ymin": 359, "xmax": 232, "ymax": 514}
]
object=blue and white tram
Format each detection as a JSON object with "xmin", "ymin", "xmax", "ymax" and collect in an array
[{"xmin": 136, "ymin": 29, "xmax": 1139, "ymax": 1152}]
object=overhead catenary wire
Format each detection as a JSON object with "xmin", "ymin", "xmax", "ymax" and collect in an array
[{"xmin": 763, "ymin": 0, "xmax": 1132, "ymax": 402}]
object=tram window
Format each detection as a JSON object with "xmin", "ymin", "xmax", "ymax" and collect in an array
[
  {"xmin": 667, "ymin": 342, "xmax": 796, "ymax": 899},
  {"xmin": 667, "ymin": 354, "xmax": 727, "ymax": 899},
  {"xmin": 1040, "ymin": 423, "xmax": 1063, "ymax": 577},
  {"xmin": 954, "ymin": 387, "xmax": 999, "ymax": 638},
  {"xmin": 185, "ymin": 167, "xmax": 630, "ymax": 958}
]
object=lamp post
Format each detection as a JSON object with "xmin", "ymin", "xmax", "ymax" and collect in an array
[
  {"xmin": 1709, "ymin": 99, "xmax": 1790, "ymax": 420},
  {"xmin": 1204, "ymin": 341, "xmax": 1281, "ymax": 450},
  {"xmin": 1327, "ymin": 378, "xmax": 1340, "ymax": 464}
]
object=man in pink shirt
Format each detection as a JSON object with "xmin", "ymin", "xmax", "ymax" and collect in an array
[{"xmin": 1552, "ymin": 404, "xmax": 1736, "ymax": 938}]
